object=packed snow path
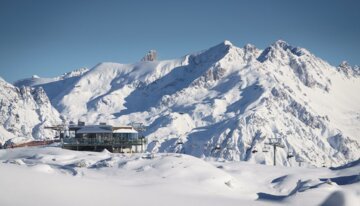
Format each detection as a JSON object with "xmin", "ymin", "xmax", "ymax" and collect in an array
[{"xmin": 0, "ymin": 146, "xmax": 359, "ymax": 206}]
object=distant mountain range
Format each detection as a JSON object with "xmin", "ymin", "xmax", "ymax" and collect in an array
[{"xmin": 1, "ymin": 40, "xmax": 359, "ymax": 167}]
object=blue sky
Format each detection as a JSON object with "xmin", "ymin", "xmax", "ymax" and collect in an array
[{"xmin": 0, "ymin": 0, "xmax": 359, "ymax": 83}]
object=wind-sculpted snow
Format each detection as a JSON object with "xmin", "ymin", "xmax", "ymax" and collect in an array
[
  {"xmin": 5, "ymin": 40, "xmax": 360, "ymax": 167},
  {"xmin": 0, "ymin": 147, "xmax": 359, "ymax": 206}
]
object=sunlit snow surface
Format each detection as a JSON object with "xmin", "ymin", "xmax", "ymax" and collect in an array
[{"xmin": 0, "ymin": 146, "xmax": 359, "ymax": 206}]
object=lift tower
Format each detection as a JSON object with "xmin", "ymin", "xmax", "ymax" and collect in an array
[{"xmin": 265, "ymin": 138, "xmax": 285, "ymax": 166}]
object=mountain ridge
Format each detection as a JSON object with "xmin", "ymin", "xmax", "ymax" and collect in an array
[{"xmin": 1, "ymin": 40, "xmax": 359, "ymax": 167}]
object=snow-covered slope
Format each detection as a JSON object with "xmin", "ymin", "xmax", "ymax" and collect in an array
[
  {"xmin": 14, "ymin": 67, "xmax": 89, "ymax": 88},
  {"xmin": 13, "ymin": 68, "xmax": 89, "ymax": 102},
  {"xmin": 0, "ymin": 77, "xmax": 62, "ymax": 143},
  {"xmin": 0, "ymin": 147, "xmax": 359, "ymax": 206},
  {"xmin": 10, "ymin": 40, "xmax": 360, "ymax": 167}
]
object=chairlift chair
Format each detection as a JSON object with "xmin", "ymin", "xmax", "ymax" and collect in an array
[
  {"xmin": 295, "ymin": 156, "xmax": 304, "ymax": 162},
  {"xmin": 227, "ymin": 145, "xmax": 235, "ymax": 150},
  {"xmin": 190, "ymin": 144, "xmax": 199, "ymax": 149},
  {"xmin": 252, "ymin": 147, "xmax": 258, "ymax": 154},
  {"xmin": 262, "ymin": 145, "xmax": 270, "ymax": 153},
  {"xmin": 287, "ymin": 149, "xmax": 294, "ymax": 159}
]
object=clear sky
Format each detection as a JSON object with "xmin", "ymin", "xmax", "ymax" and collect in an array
[{"xmin": 0, "ymin": 0, "xmax": 359, "ymax": 83}]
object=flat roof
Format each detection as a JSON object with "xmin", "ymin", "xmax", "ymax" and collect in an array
[
  {"xmin": 113, "ymin": 128, "xmax": 138, "ymax": 134},
  {"xmin": 76, "ymin": 126, "xmax": 112, "ymax": 134},
  {"xmin": 67, "ymin": 124, "xmax": 139, "ymax": 134}
]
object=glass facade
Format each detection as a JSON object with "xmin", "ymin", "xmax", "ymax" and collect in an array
[{"xmin": 113, "ymin": 132, "xmax": 138, "ymax": 140}]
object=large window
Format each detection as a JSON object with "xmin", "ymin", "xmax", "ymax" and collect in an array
[{"xmin": 113, "ymin": 133, "xmax": 138, "ymax": 140}]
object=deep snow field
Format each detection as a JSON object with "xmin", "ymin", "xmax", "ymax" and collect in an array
[{"xmin": 0, "ymin": 146, "xmax": 359, "ymax": 206}]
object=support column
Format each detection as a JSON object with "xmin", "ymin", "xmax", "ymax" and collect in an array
[{"xmin": 273, "ymin": 145, "xmax": 276, "ymax": 166}]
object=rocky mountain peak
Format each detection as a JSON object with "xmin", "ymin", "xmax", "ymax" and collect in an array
[
  {"xmin": 337, "ymin": 61, "xmax": 360, "ymax": 76},
  {"xmin": 141, "ymin": 50, "xmax": 157, "ymax": 62},
  {"xmin": 0, "ymin": 77, "xmax": 62, "ymax": 141},
  {"xmin": 257, "ymin": 40, "xmax": 309, "ymax": 63}
]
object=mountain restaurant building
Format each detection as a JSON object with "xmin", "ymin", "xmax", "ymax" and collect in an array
[{"xmin": 59, "ymin": 122, "xmax": 146, "ymax": 153}]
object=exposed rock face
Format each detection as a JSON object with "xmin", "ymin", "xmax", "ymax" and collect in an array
[
  {"xmin": 337, "ymin": 61, "xmax": 360, "ymax": 77},
  {"xmin": 0, "ymin": 78, "xmax": 62, "ymax": 142},
  {"xmin": 141, "ymin": 50, "xmax": 157, "ymax": 62}
]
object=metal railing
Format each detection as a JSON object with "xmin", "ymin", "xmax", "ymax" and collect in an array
[{"xmin": 62, "ymin": 138, "xmax": 145, "ymax": 147}]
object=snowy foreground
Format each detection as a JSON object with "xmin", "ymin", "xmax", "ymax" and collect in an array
[{"xmin": 0, "ymin": 146, "xmax": 359, "ymax": 206}]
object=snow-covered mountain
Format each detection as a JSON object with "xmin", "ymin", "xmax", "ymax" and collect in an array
[
  {"xmin": 0, "ymin": 77, "xmax": 62, "ymax": 143},
  {"xmin": 4, "ymin": 40, "xmax": 360, "ymax": 167}
]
